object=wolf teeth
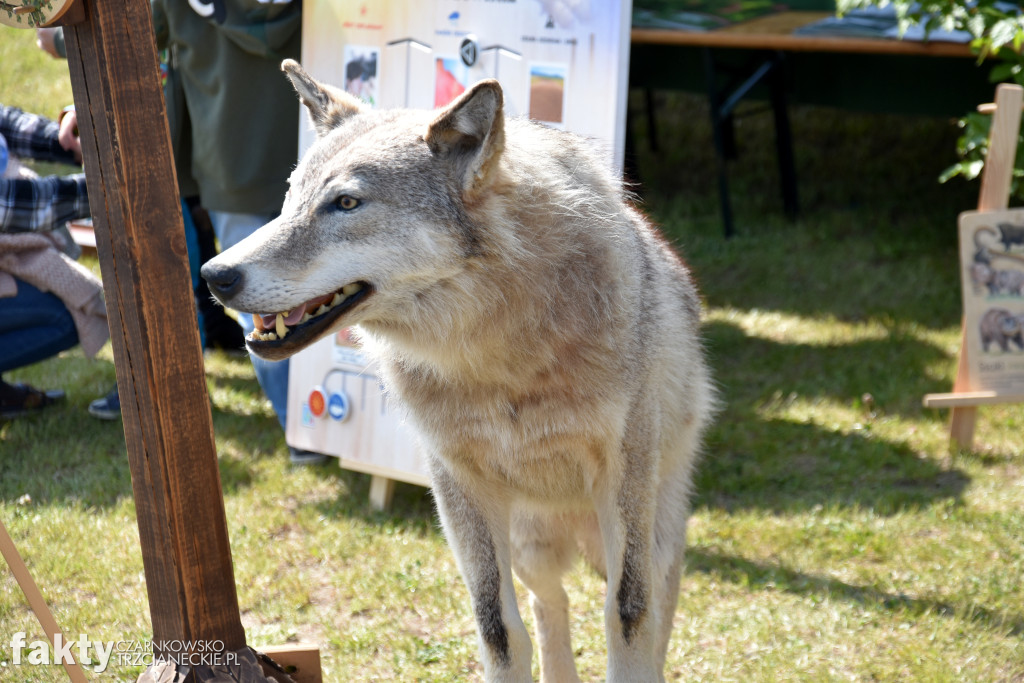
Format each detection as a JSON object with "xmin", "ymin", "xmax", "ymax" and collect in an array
[{"xmin": 254, "ymin": 282, "xmax": 363, "ymax": 342}]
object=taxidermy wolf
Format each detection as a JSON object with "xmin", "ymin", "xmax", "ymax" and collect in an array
[{"xmin": 202, "ymin": 59, "xmax": 715, "ymax": 682}]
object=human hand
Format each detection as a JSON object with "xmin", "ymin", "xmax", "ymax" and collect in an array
[
  {"xmin": 36, "ymin": 28, "xmax": 61, "ymax": 59},
  {"xmin": 58, "ymin": 108, "xmax": 82, "ymax": 164}
]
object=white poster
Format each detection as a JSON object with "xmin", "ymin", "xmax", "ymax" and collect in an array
[
  {"xmin": 959, "ymin": 208, "xmax": 1024, "ymax": 394},
  {"xmin": 300, "ymin": 0, "xmax": 632, "ymax": 172}
]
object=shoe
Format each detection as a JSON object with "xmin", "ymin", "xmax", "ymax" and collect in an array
[
  {"xmin": 289, "ymin": 447, "xmax": 330, "ymax": 465},
  {"xmin": 88, "ymin": 385, "xmax": 121, "ymax": 420},
  {"xmin": 0, "ymin": 383, "xmax": 65, "ymax": 419}
]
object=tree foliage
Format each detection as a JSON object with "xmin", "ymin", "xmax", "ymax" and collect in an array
[{"xmin": 839, "ymin": 0, "xmax": 1024, "ymax": 197}]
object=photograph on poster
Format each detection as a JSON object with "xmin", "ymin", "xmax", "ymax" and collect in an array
[
  {"xmin": 435, "ymin": 56, "xmax": 469, "ymax": 107},
  {"xmin": 528, "ymin": 64, "xmax": 566, "ymax": 124},
  {"xmin": 344, "ymin": 45, "xmax": 380, "ymax": 106},
  {"xmin": 959, "ymin": 209, "xmax": 1024, "ymax": 393}
]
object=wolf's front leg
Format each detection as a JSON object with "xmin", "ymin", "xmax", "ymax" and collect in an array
[
  {"xmin": 597, "ymin": 495, "xmax": 663, "ymax": 682},
  {"xmin": 511, "ymin": 511, "xmax": 582, "ymax": 683},
  {"xmin": 595, "ymin": 443, "xmax": 664, "ymax": 682},
  {"xmin": 430, "ymin": 458, "xmax": 533, "ymax": 682}
]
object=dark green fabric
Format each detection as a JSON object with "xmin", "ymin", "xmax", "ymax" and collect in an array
[
  {"xmin": 152, "ymin": 0, "xmax": 302, "ymax": 214},
  {"xmin": 53, "ymin": 27, "xmax": 66, "ymax": 59}
]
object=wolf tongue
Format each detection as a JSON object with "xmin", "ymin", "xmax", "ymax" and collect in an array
[
  {"xmin": 254, "ymin": 297, "xmax": 326, "ymax": 334},
  {"xmin": 308, "ymin": 293, "xmax": 334, "ymax": 309},
  {"xmin": 257, "ymin": 306, "xmax": 306, "ymax": 331},
  {"xmin": 282, "ymin": 305, "xmax": 306, "ymax": 326}
]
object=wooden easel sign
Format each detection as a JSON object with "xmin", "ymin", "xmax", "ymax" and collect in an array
[
  {"xmin": 958, "ymin": 209, "xmax": 1024, "ymax": 392},
  {"xmin": 924, "ymin": 83, "xmax": 1024, "ymax": 450}
]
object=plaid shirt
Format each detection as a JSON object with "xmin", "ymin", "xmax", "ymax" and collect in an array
[
  {"xmin": 0, "ymin": 173, "xmax": 89, "ymax": 234},
  {"xmin": 0, "ymin": 105, "xmax": 77, "ymax": 164},
  {"xmin": 0, "ymin": 105, "xmax": 89, "ymax": 234}
]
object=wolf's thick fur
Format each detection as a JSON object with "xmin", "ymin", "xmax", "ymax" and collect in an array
[{"xmin": 202, "ymin": 60, "xmax": 714, "ymax": 682}]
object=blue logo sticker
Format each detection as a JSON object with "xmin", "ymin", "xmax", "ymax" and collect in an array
[{"xmin": 328, "ymin": 392, "xmax": 350, "ymax": 422}]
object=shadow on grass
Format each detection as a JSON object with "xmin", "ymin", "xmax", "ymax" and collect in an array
[
  {"xmin": 698, "ymin": 319, "xmax": 969, "ymax": 514},
  {"xmin": 0, "ymin": 320, "xmax": 966, "ymax": 519},
  {"xmin": 631, "ymin": 91, "xmax": 978, "ymax": 248},
  {"xmin": 309, "ymin": 467, "xmax": 439, "ymax": 535},
  {"xmin": 0, "ymin": 359, "xmax": 283, "ymax": 505},
  {"xmin": 705, "ymin": 320, "xmax": 953, "ymax": 419},
  {"xmin": 632, "ymin": 91, "xmax": 975, "ymax": 332},
  {"xmin": 697, "ymin": 413, "xmax": 968, "ymax": 514},
  {"xmin": 687, "ymin": 547, "xmax": 1024, "ymax": 638},
  {"xmin": 0, "ymin": 392, "xmax": 132, "ymax": 508},
  {"xmin": 0, "ymin": 402, "xmax": 275, "ymax": 506}
]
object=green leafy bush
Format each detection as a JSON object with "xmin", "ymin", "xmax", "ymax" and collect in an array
[{"xmin": 839, "ymin": 0, "xmax": 1024, "ymax": 198}]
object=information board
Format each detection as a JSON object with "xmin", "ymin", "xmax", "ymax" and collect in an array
[
  {"xmin": 958, "ymin": 208, "xmax": 1024, "ymax": 394},
  {"xmin": 299, "ymin": 0, "xmax": 632, "ymax": 172}
]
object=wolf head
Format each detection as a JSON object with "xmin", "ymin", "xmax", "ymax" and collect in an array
[{"xmin": 201, "ymin": 60, "xmax": 506, "ymax": 361}]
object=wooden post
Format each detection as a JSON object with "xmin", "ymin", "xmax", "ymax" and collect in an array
[
  {"xmin": 926, "ymin": 83, "xmax": 1024, "ymax": 451},
  {"xmin": 1, "ymin": 1, "xmax": 315, "ymax": 679},
  {"xmin": 369, "ymin": 475, "xmax": 397, "ymax": 511},
  {"xmin": 59, "ymin": 1, "xmax": 267, "ymax": 679}
]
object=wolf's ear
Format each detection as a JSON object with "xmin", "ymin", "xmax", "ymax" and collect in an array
[
  {"xmin": 426, "ymin": 79, "xmax": 505, "ymax": 195},
  {"xmin": 282, "ymin": 59, "xmax": 363, "ymax": 138}
]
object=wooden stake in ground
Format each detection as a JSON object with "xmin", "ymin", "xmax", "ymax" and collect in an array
[
  {"xmin": 4, "ymin": 1, "xmax": 319, "ymax": 679},
  {"xmin": 923, "ymin": 83, "xmax": 1024, "ymax": 451},
  {"xmin": 62, "ymin": 0, "xmax": 246, "ymax": 665},
  {"xmin": 0, "ymin": 518, "xmax": 87, "ymax": 683}
]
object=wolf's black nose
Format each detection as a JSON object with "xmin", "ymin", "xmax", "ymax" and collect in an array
[{"xmin": 201, "ymin": 262, "xmax": 243, "ymax": 299}]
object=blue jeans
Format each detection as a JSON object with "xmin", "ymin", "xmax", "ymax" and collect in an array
[
  {"xmin": 182, "ymin": 199, "xmax": 205, "ymax": 349},
  {"xmin": 0, "ymin": 279, "xmax": 79, "ymax": 374},
  {"xmin": 208, "ymin": 210, "xmax": 289, "ymax": 430}
]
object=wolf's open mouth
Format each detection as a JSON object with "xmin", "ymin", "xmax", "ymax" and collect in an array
[{"xmin": 246, "ymin": 281, "xmax": 371, "ymax": 357}]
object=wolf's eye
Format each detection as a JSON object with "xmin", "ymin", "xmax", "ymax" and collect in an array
[{"xmin": 336, "ymin": 195, "xmax": 361, "ymax": 211}]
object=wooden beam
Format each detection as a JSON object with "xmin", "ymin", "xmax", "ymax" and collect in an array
[
  {"xmin": 978, "ymin": 85, "xmax": 1023, "ymax": 213},
  {"xmin": 61, "ymin": 0, "xmax": 247, "ymax": 668},
  {"xmin": 924, "ymin": 391, "xmax": 1024, "ymax": 408}
]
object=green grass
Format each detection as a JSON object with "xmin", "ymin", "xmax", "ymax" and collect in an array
[{"xmin": 2, "ymin": 25, "xmax": 1023, "ymax": 682}]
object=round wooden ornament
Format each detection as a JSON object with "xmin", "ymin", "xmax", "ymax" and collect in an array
[{"xmin": 0, "ymin": 0, "xmax": 78, "ymax": 29}]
